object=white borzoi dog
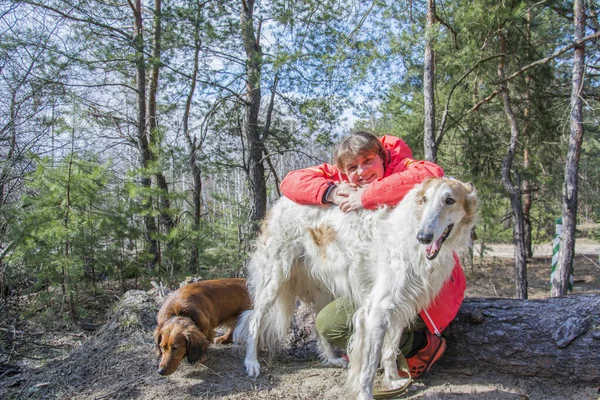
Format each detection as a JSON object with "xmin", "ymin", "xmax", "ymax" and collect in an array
[{"xmin": 234, "ymin": 177, "xmax": 477, "ymax": 399}]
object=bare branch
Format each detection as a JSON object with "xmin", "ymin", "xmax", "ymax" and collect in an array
[
  {"xmin": 21, "ymin": 0, "xmax": 132, "ymax": 41},
  {"xmin": 494, "ymin": 30, "xmax": 600, "ymax": 85},
  {"xmin": 436, "ymin": 54, "xmax": 505, "ymax": 146},
  {"xmin": 436, "ymin": 14, "xmax": 458, "ymax": 49},
  {"xmin": 469, "ymin": 89, "xmax": 501, "ymax": 113}
]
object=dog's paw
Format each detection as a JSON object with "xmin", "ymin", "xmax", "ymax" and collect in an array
[
  {"xmin": 355, "ymin": 391, "xmax": 371, "ymax": 400},
  {"xmin": 214, "ymin": 335, "xmax": 232, "ymax": 345},
  {"xmin": 245, "ymin": 359, "xmax": 261, "ymax": 377},
  {"xmin": 322, "ymin": 357, "xmax": 349, "ymax": 369},
  {"xmin": 387, "ymin": 376, "xmax": 411, "ymax": 390}
]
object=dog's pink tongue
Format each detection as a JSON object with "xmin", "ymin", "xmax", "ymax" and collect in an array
[{"xmin": 426, "ymin": 237, "xmax": 442, "ymax": 257}]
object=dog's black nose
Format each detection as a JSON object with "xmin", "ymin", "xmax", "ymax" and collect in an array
[
  {"xmin": 417, "ymin": 232, "xmax": 433, "ymax": 244},
  {"xmin": 157, "ymin": 368, "xmax": 166, "ymax": 375}
]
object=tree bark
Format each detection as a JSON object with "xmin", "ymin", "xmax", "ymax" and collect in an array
[
  {"xmin": 183, "ymin": 1, "xmax": 204, "ymax": 272},
  {"xmin": 497, "ymin": 30, "xmax": 528, "ymax": 299},
  {"xmin": 439, "ymin": 295, "xmax": 600, "ymax": 382},
  {"xmin": 0, "ymin": 89, "xmax": 19, "ymax": 299},
  {"xmin": 522, "ymin": 9, "xmax": 533, "ymax": 259},
  {"xmin": 262, "ymin": 74, "xmax": 280, "ymax": 197},
  {"xmin": 241, "ymin": 0, "xmax": 267, "ymax": 228},
  {"xmin": 63, "ymin": 140, "xmax": 76, "ymax": 321},
  {"xmin": 148, "ymin": 0, "xmax": 175, "ymax": 238},
  {"xmin": 423, "ymin": 0, "xmax": 436, "ymax": 162},
  {"xmin": 131, "ymin": 0, "xmax": 159, "ymax": 269},
  {"xmin": 552, "ymin": 0, "xmax": 586, "ymax": 297}
]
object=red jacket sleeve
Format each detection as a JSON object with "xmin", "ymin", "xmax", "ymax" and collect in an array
[
  {"xmin": 280, "ymin": 163, "xmax": 342, "ymax": 205},
  {"xmin": 361, "ymin": 160, "xmax": 444, "ymax": 209}
]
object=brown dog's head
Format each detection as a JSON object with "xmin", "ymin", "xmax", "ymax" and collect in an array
[{"xmin": 154, "ymin": 316, "xmax": 210, "ymax": 375}]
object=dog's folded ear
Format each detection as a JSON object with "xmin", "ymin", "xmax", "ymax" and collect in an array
[
  {"xmin": 153, "ymin": 326, "xmax": 163, "ymax": 358},
  {"xmin": 184, "ymin": 325, "xmax": 210, "ymax": 363},
  {"xmin": 463, "ymin": 181, "xmax": 475, "ymax": 194},
  {"xmin": 462, "ymin": 182, "xmax": 478, "ymax": 227}
]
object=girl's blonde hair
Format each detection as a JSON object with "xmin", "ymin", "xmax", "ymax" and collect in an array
[{"xmin": 334, "ymin": 131, "xmax": 387, "ymax": 171}]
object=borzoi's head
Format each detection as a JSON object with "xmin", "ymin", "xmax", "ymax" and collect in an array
[{"xmin": 414, "ymin": 177, "xmax": 477, "ymax": 260}]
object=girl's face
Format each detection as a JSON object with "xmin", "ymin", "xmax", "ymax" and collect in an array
[{"xmin": 345, "ymin": 153, "xmax": 385, "ymax": 187}]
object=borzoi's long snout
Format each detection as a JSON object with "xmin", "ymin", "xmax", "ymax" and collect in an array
[{"xmin": 417, "ymin": 203, "xmax": 448, "ymax": 247}]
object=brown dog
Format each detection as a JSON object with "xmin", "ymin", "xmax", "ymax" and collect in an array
[{"xmin": 154, "ymin": 278, "xmax": 250, "ymax": 375}]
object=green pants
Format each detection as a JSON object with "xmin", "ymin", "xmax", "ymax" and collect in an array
[{"xmin": 315, "ymin": 298, "xmax": 427, "ymax": 358}]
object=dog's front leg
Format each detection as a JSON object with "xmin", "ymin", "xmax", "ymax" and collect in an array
[
  {"xmin": 244, "ymin": 332, "xmax": 260, "ymax": 377},
  {"xmin": 347, "ymin": 304, "xmax": 390, "ymax": 400},
  {"xmin": 359, "ymin": 308, "xmax": 389, "ymax": 400},
  {"xmin": 380, "ymin": 317, "xmax": 411, "ymax": 390}
]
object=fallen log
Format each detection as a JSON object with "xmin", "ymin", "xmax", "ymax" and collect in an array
[{"xmin": 438, "ymin": 294, "xmax": 600, "ymax": 382}]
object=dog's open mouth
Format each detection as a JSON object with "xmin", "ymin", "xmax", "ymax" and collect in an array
[{"xmin": 425, "ymin": 224, "xmax": 454, "ymax": 260}]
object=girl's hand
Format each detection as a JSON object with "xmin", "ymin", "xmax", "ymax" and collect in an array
[
  {"xmin": 339, "ymin": 188, "xmax": 365, "ymax": 213},
  {"xmin": 327, "ymin": 182, "xmax": 357, "ymax": 205}
]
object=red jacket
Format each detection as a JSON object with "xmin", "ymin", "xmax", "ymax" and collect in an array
[{"xmin": 280, "ymin": 135, "xmax": 465, "ymax": 334}]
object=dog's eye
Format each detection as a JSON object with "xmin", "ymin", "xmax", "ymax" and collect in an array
[
  {"xmin": 422, "ymin": 196, "xmax": 427, "ymax": 204},
  {"xmin": 445, "ymin": 198, "xmax": 455, "ymax": 205},
  {"xmin": 172, "ymin": 346, "xmax": 178, "ymax": 351}
]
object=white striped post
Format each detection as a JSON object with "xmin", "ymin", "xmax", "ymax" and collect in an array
[{"xmin": 550, "ymin": 217, "xmax": 573, "ymax": 292}]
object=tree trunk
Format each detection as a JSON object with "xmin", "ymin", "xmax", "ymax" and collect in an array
[
  {"xmin": 522, "ymin": 9, "xmax": 533, "ymax": 259},
  {"xmin": 183, "ymin": 2, "xmax": 203, "ymax": 271},
  {"xmin": 552, "ymin": 0, "xmax": 586, "ymax": 297},
  {"xmin": 148, "ymin": 0, "xmax": 175, "ymax": 237},
  {"xmin": 132, "ymin": 0, "xmax": 159, "ymax": 269},
  {"xmin": 423, "ymin": 0, "xmax": 436, "ymax": 162},
  {"xmin": 147, "ymin": 0, "xmax": 161, "ymax": 159},
  {"xmin": 497, "ymin": 30, "xmax": 528, "ymax": 299},
  {"xmin": 241, "ymin": 0, "xmax": 267, "ymax": 228},
  {"xmin": 63, "ymin": 146, "xmax": 75, "ymax": 320},
  {"xmin": 147, "ymin": 0, "xmax": 177, "ymax": 273},
  {"xmin": 262, "ymin": 74, "xmax": 280, "ymax": 198},
  {"xmin": 439, "ymin": 295, "xmax": 600, "ymax": 382},
  {"xmin": 0, "ymin": 93, "xmax": 18, "ymax": 299}
]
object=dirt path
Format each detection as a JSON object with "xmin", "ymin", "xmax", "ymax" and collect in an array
[{"xmin": 478, "ymin": 238, "xmax": 600, "ymax": 258}]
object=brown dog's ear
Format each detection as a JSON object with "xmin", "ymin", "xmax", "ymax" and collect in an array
[
  {"xmin": 184, "ymin": 325, "xmax": 210, "ymax": 364},
  {"xmin": 154, "ymin": 325, "xmax": 163, "ymax": 359}
]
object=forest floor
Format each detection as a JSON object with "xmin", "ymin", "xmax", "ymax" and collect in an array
[{"xmin": 0, "ymin": 240, "xmax": 599, "ymax": 400}]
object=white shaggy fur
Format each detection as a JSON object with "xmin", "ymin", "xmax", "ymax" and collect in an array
[{"xmin": 234, "ymin": 177, "xmax": 477, "ymax": 399}]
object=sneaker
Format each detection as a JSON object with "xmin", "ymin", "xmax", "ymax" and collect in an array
[{"xmin": 405, "ymin": 331, "xmax": 446, "ymax": 378}]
